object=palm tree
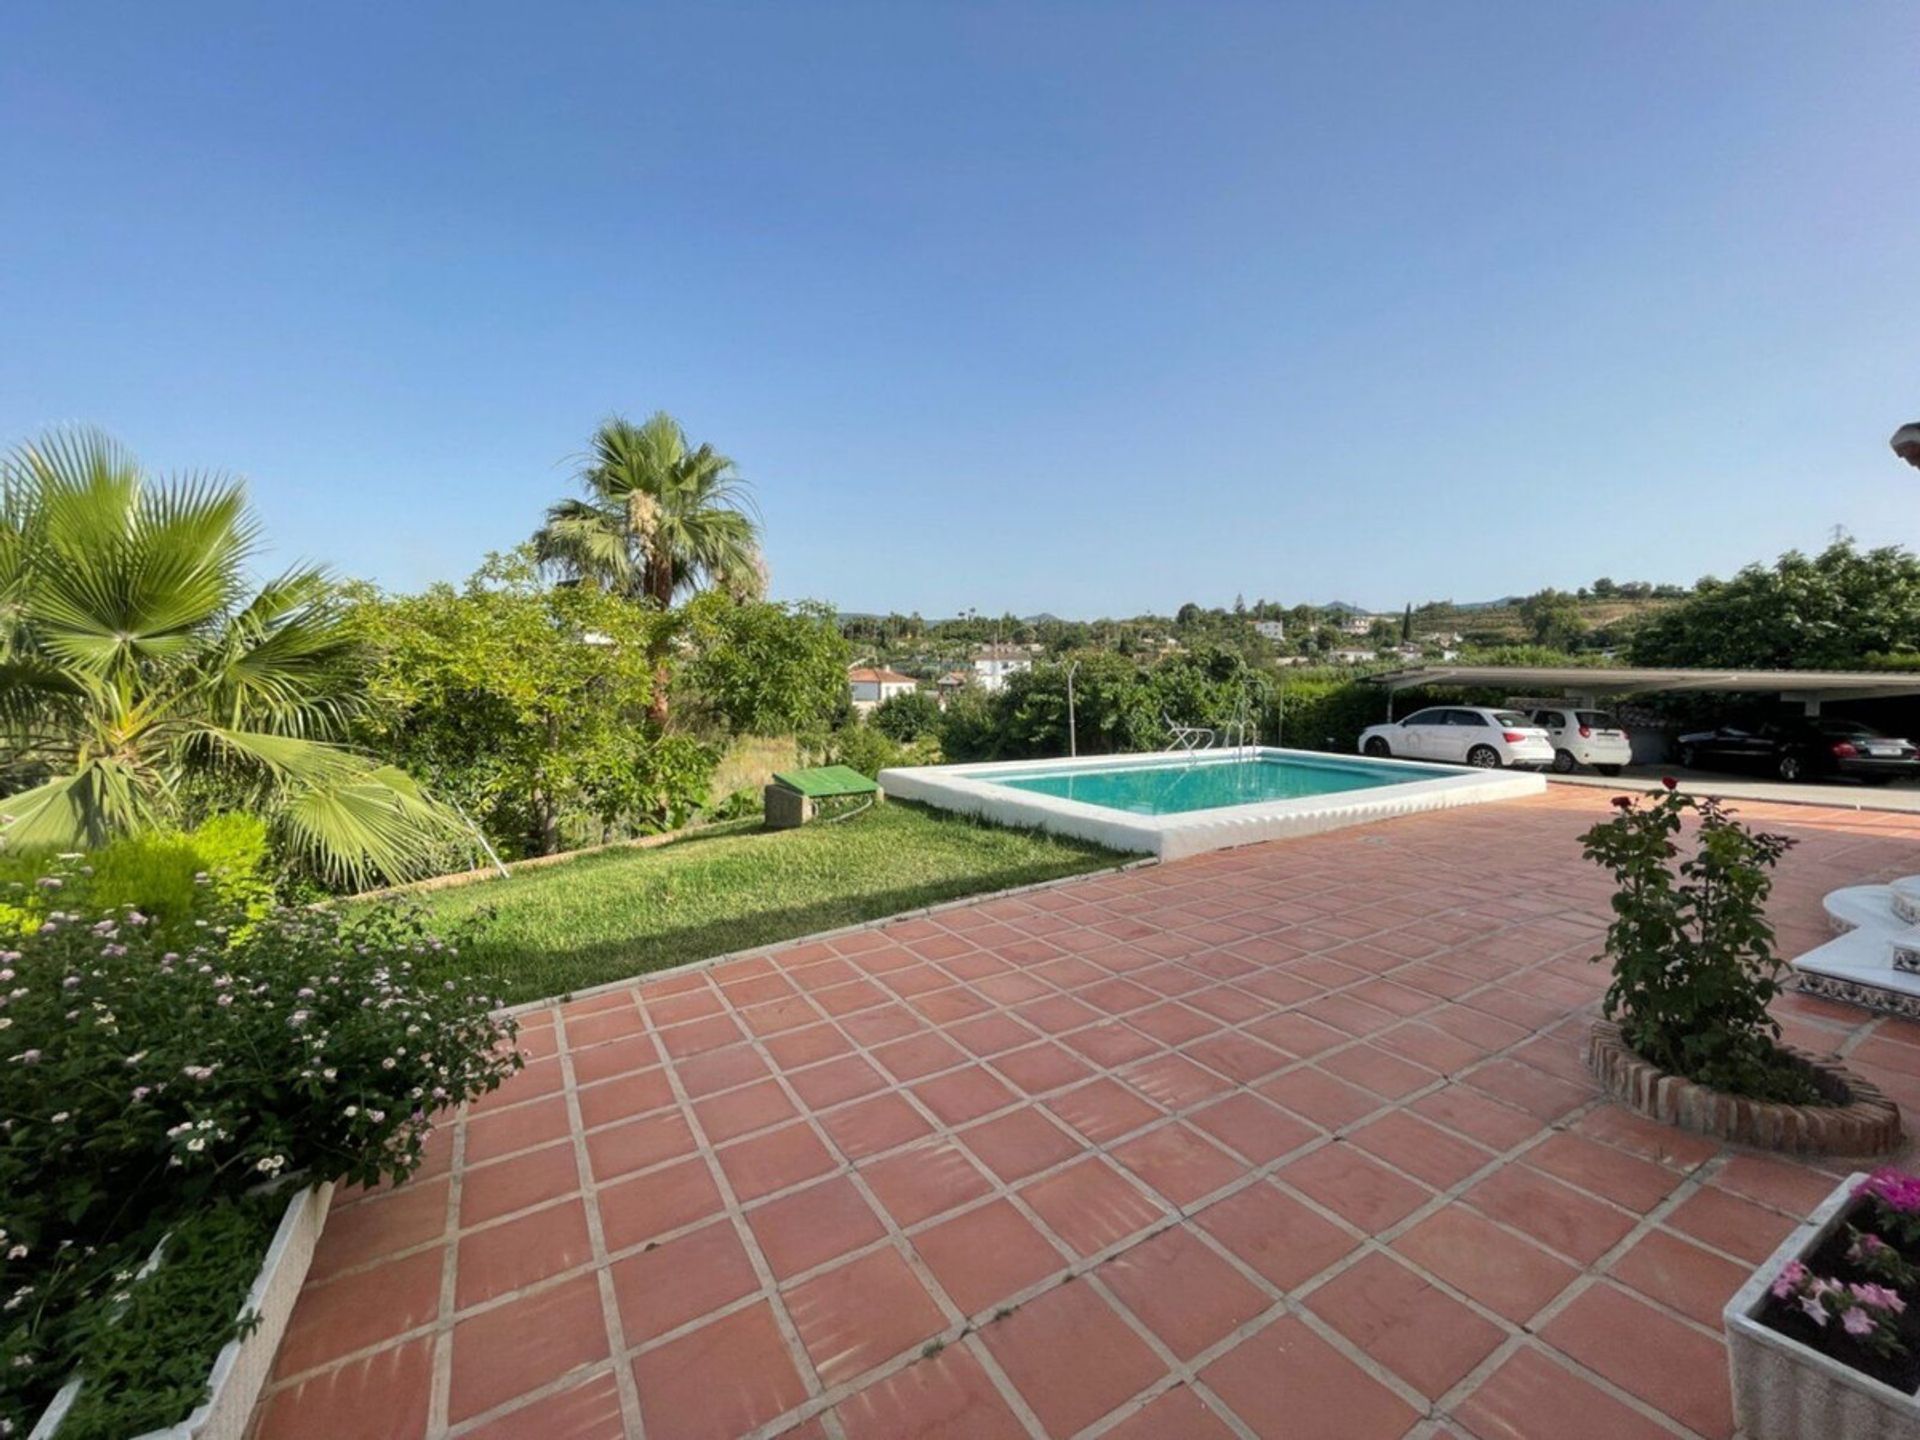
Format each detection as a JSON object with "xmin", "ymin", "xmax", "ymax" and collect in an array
[
  {"xmin": 533, "ymin": 413, "xmax": 763, "ymax": 724},
  {"xmin": 0, "ymin": 429, "xmax": 456, "ymax": 887}
]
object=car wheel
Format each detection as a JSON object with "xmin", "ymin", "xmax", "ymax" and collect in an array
[
  {"xmin": 1679, "ymin": 744, "xmax": 1699, "ymax": 768},
  {"xmin": 1362, "ymin": 737, "xmax": 1391, "ymax": 758},
  {"xmin": 1595, "ymin": 764, "xmax": 1622, "ymax": 777},
  {"xmin": 1466, "ymin": 745, "xmax": 1501, "ymax": 769},
  {"xmin": 1777, "ymin": 754, "xmax": 1804, "ymax": 783},
  {"xmin": 1551, "ymin": 749, "xmax": 1576, "ymax": 774}
]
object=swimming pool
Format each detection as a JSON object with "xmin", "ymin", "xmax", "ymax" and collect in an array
[
  {"xmin": 878, "ymin": 747, "xmax": 1545, "ymax": 860},
  {"xmin": 995, "ymin": 752, "xmax": 1418, "ymax": 815}
]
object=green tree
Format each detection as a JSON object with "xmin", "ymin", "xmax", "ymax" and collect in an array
[
  {"xmin": 533, "ymin": 413, "xmax": 764, "ymax": 725},
  {"xmin": 871, "ymin": 688, "xmax": 941, "ymax": 742},
  {"xmin": 349, "ymin": 551, "xmax": 712, "ymax": 856},
  {"xmin": 1631, "ymin": 542, "xmax": 1920, "ymax": 669},
  {"xmin": 1518, "ymin": 588, "xmax": 1587, "ymax": 649},
  {"xmin": 0, "ymin": 430, "xmax": 453, "ymax": 887},
  {"xmin": 678, "ymin": 592, "xmax": 850, "ymax": 743}
]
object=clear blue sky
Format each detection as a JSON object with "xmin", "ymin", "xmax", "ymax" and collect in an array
[{"xmin": 3, "ymin": 3, "xmax": 1915, "ymax": 617}]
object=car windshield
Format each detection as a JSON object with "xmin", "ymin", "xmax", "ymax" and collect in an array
[
  {"xmin": 1491, "ymin": 711, "xmax": 1531, "ymax": 727},
  {"xmin": 1575, "ymin": 711, "xmax": 1619, "ymax": 728},
  {"xmin": 1814, "ymin": 719, "xmax": 1880, "ymax": 737}
]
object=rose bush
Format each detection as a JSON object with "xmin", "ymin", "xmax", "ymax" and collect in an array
[
  {"xmin": 1581, "ymin": 779, "xmax": 1810, "ymax": 1101},
  {"xmin": 0, "ymin": 863, "xmax": 520, "ymax": 1435}
]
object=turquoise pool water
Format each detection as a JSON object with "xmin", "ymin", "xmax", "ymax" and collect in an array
[{"xmin": 987, "ymin": 753, "xmax": 1441, "ymax": 816}]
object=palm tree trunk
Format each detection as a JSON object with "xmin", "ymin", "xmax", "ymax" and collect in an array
[{"xmin": 644, "ymin": 553, "xmax": 675, "ymax": 728}]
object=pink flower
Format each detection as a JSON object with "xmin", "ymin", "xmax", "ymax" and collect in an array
[
  {"xmin": 1850, "ymin": 1282, "xmax": 1906, "ymax": 1314},
  {"xmin": 1856, "ymin": 1168, "xmax": 1920, "ymax": 1214},
  {"xmin": 1843, "ymin": 1307, "xmax": 1876, "ymax": 1337},
  {"xmin": 1771, "ymin": 1260, "xmax": 1808, "ymax": 1299}
]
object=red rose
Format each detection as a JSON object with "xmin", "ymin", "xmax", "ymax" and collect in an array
[
  {"xmin": 1661, "ymin": 776, "xmax": 1678, "ymax": 790},
  {"xmin": 1611, "ymin": 796, "xmax": 1632, "ymax": 810}
]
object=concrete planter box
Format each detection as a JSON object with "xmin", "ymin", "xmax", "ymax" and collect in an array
[
  {"xmin": 1724, "ymin": 1171, "xmax": 1920, "ymax": 1440},
  {"xmin": 29, "ymin": 1182, "xmax": 333, "ymax": 1440}
]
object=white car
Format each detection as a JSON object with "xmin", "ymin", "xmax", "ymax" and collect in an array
[
  {"xmin": 1529, "ymin": 706, "xmax": 1632, "ymax": 776},
  {"xmin": 1358, "ymin": 706, "xmax": 1554, "ymax": 769}
]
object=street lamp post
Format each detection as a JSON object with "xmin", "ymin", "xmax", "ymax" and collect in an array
[
  {"xmin": 1066, "ymin": 660, "xmax": 1079, "ymax": 758},
  {"xmin": 1893, "ymin": 423, "xmax": 1920, "ymax": 469}
]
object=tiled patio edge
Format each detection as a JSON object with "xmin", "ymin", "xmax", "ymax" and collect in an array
[{"xmin": 496, "ymin": 855, "xmax": 1159, "ymax": 1020}]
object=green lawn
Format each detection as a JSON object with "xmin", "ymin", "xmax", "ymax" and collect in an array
[{"xmin": 401, "ymin": 801, "xmax": 1124, "ymax": 1005}]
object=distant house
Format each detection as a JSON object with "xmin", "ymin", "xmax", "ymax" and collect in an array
[
  {"xmin": 848, "ymin": 666, "xmax": 917, "ymax": 714},
  {"xmin": 1340, "ymin": 614, "xmax": 1379, "ymax": 636},
  {"xmin": 935, "ymin": 669, "xmax": 971, "ymax": 706},
  {"xmin": 1251, "ymin": 619, "xmax": 1285, "ymax": 641},
  {"xmin": 972, "ymin": 645, "xmax": 1031, "ymax": 693},
  {"xmin": 1330, "ymin": 647, "xmax": 1378, "ymax": 665}
]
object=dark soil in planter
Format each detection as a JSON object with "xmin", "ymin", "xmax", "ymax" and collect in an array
[{"xmin": 1755, "ymin": 1199, "xmax": 1920, "ymax": 1396}]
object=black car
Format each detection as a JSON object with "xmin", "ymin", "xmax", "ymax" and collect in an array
[{"xmin": 1675, "ymin": 718, "xmax": 1920, "ymax": 784}]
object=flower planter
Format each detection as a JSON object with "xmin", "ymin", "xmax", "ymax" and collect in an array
[
  {"xmin": 1586, "ymin": 1020, "xmax": 1902, "ymax": 1155},
  {"xmin": 28, "ymin": 1182, "xmax": 333, "ymax": 1440},
  {"xmin": 1725, "ymin": 1172, "xmax": 1920, "ymax": 1440}
]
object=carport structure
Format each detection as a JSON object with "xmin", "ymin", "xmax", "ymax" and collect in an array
[{"xmin": 1368, "ymin": 664, "xmax": 1920, "ymax": 719}]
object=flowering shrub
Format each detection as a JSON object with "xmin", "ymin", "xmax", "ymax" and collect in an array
[
  {"xmin": 0, "ymin": 884, "xmax": 520, "ymax": 1435},
  {"xmin": 1580, "ymin": 780, "xmax": 1810, "ymax": 1101},
  {"xmin": 1769, "ymin": 1260, "xmax": 1907, "ymax": 1357},
  {"xmin": 1856, "ymin": 1169, "xmax": 1920, "ymax": 1249}
]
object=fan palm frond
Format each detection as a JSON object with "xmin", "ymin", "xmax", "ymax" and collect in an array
[{"xmin": 0, "ymin": 428, "xmax": 451, "ymax": 886}]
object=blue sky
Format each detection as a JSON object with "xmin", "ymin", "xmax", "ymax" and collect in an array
[{"xmin": 3, "ymin": 3, "xmax": 1915, "ymax": 617}]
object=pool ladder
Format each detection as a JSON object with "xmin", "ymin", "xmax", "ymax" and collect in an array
[{"xmin": 1166, "ymin": 694, "xmax": 1258, "ymax": 759}]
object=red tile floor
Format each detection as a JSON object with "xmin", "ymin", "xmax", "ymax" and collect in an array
[{"xmin": 254, "ymin": 787, "xmax": 1920, "ymax": 1439}]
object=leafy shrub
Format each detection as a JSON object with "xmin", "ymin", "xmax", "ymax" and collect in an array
[
  {"xmin": 1581, "ymin": 781, "xmax": 1813, "ymax": 1101},
  {"xmin": 0, "ymin": 815, "xmax": 274, "ymax": 940},
  {"xmin": 829, "ymin": 724, "xmax": 939, "ymax": 779},
  {"xmin": 677, "ymin": 593, "xmax": 851, "ymax": 743},
  {"xmin": 711, "ymin": 786, "xmax": 765, "ymax": 822},
  {"xmin": 871, "ymin": 689, "xmax": 941, "ymax": 742},
  {"xmin": 54, "ymin": 1190, "xmax": 285, "ymax": 1440},
  {"xmin": 0, "ymin": 870, "xmax": 521, "ymax": 1434}
]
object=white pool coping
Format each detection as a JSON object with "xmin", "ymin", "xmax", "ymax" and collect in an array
[{"xmin": 878, "ymin": 746, "xmax": 1547, "ymax": 861}]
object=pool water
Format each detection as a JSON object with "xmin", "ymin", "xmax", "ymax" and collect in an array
[{"xmin": 988, "ymin": 753, "xmax": 1437, "ymax": 816}]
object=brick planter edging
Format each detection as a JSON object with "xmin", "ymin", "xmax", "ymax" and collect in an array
[{"xmin": 1586, "ymin": 1021, "xmax": 1903, "ymax": 1156}]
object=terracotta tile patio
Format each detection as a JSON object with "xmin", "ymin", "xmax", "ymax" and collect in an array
[{"xmin": 256, "ymin": 788, "xmax": 1920, "ymax": 1439}]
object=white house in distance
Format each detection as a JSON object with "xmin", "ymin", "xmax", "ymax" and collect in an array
[
  {"xmin": 1251, "ymin": 619, "xmax": 1285, "ymax": 641},
  {"xmin": 848, "ymin": 665, "xmax": 917, "ymax": 714},
  {"xmin": 972, "ymin": 644, "xmax": 1032, "ymax": 693}
]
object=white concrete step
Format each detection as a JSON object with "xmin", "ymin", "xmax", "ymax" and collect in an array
[
  {"xmin": 1893, "ymin": 876, "xmax": 1920, "ymax": 926},
  {"xmin": 1825, "ymin": 883, "xmax": 1904, "ymax": 935},
  {"xmin": 1792, "ymin": 928, "xmax": 1920, "ymax": 1015}
]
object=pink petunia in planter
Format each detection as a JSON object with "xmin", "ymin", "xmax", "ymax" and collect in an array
[{"xmin": 1727, "ymin": 1168, "xmax": 1920, "ymax": 1438}]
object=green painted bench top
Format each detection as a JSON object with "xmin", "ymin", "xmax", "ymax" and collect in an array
[{"xmin": 771, "ymin": 765, "xmax": 880, "ymax": 798}]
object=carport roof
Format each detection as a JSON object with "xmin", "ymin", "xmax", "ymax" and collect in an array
[{"xmin": 1367, "ymin": 664, "xmax": 1920, "ymax": 702}]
